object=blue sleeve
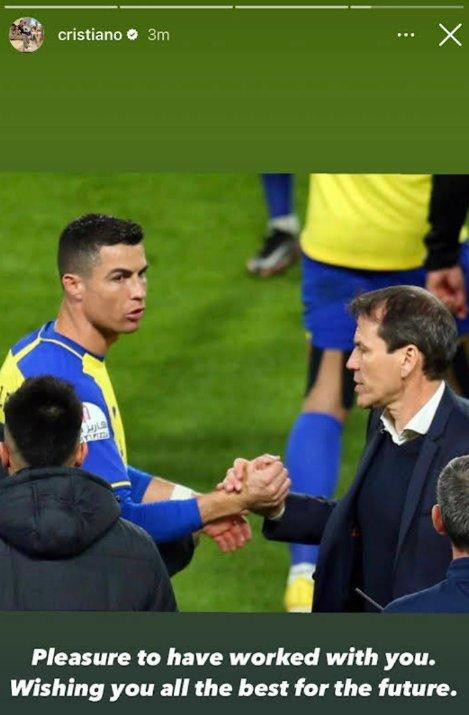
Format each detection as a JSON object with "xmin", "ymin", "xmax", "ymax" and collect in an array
[
  {"xmin": 127, "ymin": 465, "xmax": 153, "ymax": 503},
  {"xmin": 18, "ymin": 343, "xmax": 203, "ymax": 543},
  {"xmin": 114, "ymin": 484, "xmax": 203, "ymax": 542},
  {"xmin": 83, "ymin": 435, "xmax": 130, "ymax": 487},
  {"xmin": 18, "ymin": 345, "xmax": 131, "ymax": 490}
]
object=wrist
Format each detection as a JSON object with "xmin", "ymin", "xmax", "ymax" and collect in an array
[
  {"xmin": 263, "ymin": 503, "xmax": 286, "ymax": 521},
  {"xmin": 197, "ymin": 489, "xmax": 245, "ymax": 525}
]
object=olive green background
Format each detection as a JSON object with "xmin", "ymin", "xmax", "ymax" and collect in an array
[{"xmin": 1, "ymin": 1, "xmax": 468, "ymax": 171}]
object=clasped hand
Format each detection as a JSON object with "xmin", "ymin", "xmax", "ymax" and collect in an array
[{"xmin": 218, "ymin": 453, "xmax": 290, "ymax": 519}]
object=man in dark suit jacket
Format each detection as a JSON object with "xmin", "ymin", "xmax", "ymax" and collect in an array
[
  {"xmin": 261, "ymin": 286, "xmax": 469, "ymax": 612},
  {"xmin": 384, "ymin": 455, "xmax": 469, "ymax": 613}
]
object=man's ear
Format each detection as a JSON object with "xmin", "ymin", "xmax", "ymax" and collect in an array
[
  {"xmin": 432, "ymin": 504, "xmax": 447, "ymax": 536},
  {"xmin": 62, "ymin": 273, "xmax": 85, "ymax": 301},
  {"xmin": 74, "ymin": 441, "xmax": 88, "ymax": 468},
  {"xmin": 400, "ymin": 344, "xmax": 420, "ymax": 378},
  {"xmin": 0, "ymin": 442, "xmax": 11, "ymax": 472}
]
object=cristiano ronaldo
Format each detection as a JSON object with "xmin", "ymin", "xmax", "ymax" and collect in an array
[{"xmin": 0, "ymin": 214, "xmax": 289, "ymax": 575}]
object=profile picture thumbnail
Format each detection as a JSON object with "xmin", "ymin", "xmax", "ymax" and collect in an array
[{"xmin": 9, "ymin": 17, "xmax": 44, "ymax": 53}]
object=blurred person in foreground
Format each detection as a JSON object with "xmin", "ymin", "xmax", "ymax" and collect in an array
[
  {"xmin": 223, "ymin": 286, "xmax": 469, "ymax": 612},
  {"xmin": 385, "ymin": 456, "xmax": 469, "ymax": 613},
  {"xmin": 0, "ymin": 376, "xmax": 176, "ymax": 611}
]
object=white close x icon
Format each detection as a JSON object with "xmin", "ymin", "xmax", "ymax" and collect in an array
[{"xmin": 438, "ymin": 22, "xmax": 462, "ymax": 47}]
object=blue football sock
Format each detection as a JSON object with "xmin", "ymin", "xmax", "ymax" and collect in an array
[
  {"xmin": 261, "ymin": 173, "xmax": 294, "ymax": 219},
  {"xmin": 286, "ymin": 412, "xmax": 343, "ymax": 566}
]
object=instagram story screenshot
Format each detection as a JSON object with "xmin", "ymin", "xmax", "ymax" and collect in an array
[{"xmin": 0, "ymin": 1, "xmax": 468, "ymax": 714}]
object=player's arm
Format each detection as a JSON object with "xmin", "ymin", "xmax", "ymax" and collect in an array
[
  {"xmin": 141, "ymin": 474, "xmax": 184, "ymax": 502},
  {"xmin": 119, "ymin": 459, "xmax": 289, "ymax": 539},
  {"xmin": 83, "ymin": 441, "xmax": 201, "ymax": 542},
  {"xmin": 125, "ymin": 474, "xmax": 197, "ymax": 575},
  {"xmin": 424, "ymin": 175, "xmax": 469, "ymax": 271},
  {"xmin": 424, "ymin": 174, "xmax": 469, "ymax": 318},
  {"xmin": 80, "ymin": 377, "xmax": 251, "ymax": 551},
  {"xmin": 128, "ymin": 465, "xmax": 252, "ymax": 552}
]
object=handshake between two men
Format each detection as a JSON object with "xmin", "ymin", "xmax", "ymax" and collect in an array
[{"xmin": 195, "ymin": 455, "xmax": 290, "ymax": 552}]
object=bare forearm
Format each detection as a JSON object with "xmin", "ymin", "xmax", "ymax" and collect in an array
[
  {"xmin": 142, "ymin": 476, "xmax": 198, "ymax": 503},
  {"xmin": 142, "ymin": 478, "xmax": 244, "ymax": 523},
  {"xmin": 140, "ymin": 461, "xmax": 290, "ymax": 527},
  {"xmin": 197, "ymin": 491, "xmax": 244, "ymax": 523},
  {"xmin": 139, "ymin": 475, "xmax": 252, "ymax": 553}
]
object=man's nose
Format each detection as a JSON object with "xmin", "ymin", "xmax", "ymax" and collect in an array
[
  {"xmin": 346, "ymin": 349, "xmax": 358, "ymax": 371},
  {"xmin": 130, "ymin": 276, "xmax": 146, "ymax": 300}
]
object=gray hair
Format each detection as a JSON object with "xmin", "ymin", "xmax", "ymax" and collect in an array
[{"xmin": 437, "ymin": 456, "xmax": 469, "ymax": 550}]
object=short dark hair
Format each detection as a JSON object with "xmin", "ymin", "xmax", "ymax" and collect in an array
[
  {"xmin": 437, "ymin": 456, "xmax": 469, "ymax": 551},
  {"xmin": 58, "ymin": 213, "xmax": 144, "ymax": 276},
  {"xmin": 349, "ymin": 285, "xmax": 458, "ymax": 380},
  {"xmin": 4, "ymin": 376, "xmax": 83, "ymax": 468}
]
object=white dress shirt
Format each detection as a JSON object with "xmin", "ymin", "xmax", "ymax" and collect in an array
[{"xmin": 380, "ymin": 381, "xmax": 445, "ymax": 446}]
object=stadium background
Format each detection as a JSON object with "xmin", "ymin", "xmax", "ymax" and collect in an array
[{"xmin": 0, "ymin": 173, "xmax": 368, "ymax": 611}]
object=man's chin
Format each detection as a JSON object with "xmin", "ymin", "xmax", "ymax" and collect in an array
[
  {"xmin": 120, "ymin": 319, "xmax": 142, "ymax": 333},
  {"xmin": 356, "ymin": 393, "xmax": 374, "ymax": 409}
]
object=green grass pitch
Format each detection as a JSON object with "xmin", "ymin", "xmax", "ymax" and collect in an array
[{"xmin": 0, "ymin": 173, "xmax": 368, "ymax": 611}]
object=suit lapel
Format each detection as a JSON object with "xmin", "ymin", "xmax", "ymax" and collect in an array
[
  {"xmin": 394, "ymin": 438, "xmax": 439, "ymax": 562},
  {"xmin": 394, "ymin": 386, "xmax": 455, "ymax": 564}
]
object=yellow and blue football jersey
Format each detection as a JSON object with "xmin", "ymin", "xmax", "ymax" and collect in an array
[
  {"xmin": 0, "ymin": 322, "xmax": 203, "ymax": 546},
  {"xmin": 0, "ymin": 321, "xmax": 130, "ymax": 490}
]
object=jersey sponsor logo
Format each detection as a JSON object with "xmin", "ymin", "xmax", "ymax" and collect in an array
[{"xmin": 81, "ymin": 402, "xmax": 110, "ymax": 442}]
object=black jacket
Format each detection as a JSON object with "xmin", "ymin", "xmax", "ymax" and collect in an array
[
  {"xmin": 0, "ymin": 428, "xmax": 193, "ymax": 579},
  {"xmin": 0, "ymin": 466, "xmax": 177, "ymax": 611}
]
